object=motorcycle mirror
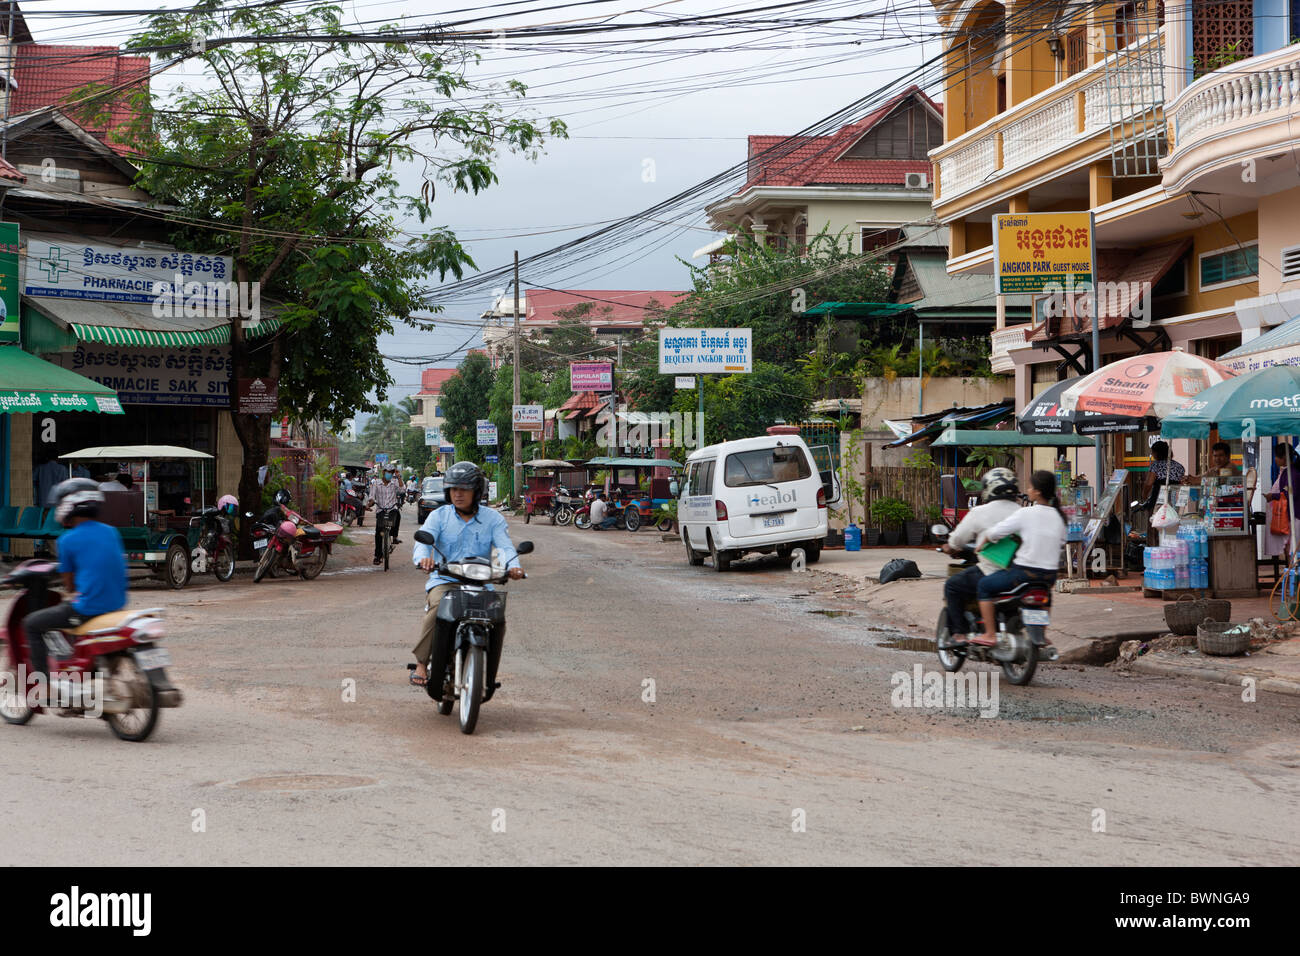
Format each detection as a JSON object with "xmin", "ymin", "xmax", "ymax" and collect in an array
[
  {"xmin": 414, "ymin": 530, "xmax": 435, "ymax": 545},
  {"xmin": 930, "ymin": 523, "xmax": 949, "ymax": 538},
  {"xmin": 516, "ymin": 541, "xmax": 534, "ymax": 555}
]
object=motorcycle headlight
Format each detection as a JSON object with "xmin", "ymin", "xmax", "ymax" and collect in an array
[{"xmin": 460, "ymin": 563, "xmax": 493, "ymax": 581}]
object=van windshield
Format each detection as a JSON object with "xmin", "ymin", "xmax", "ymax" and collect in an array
[
  {"xmin": 723, "ymin": 447, "xmax": 811, "ymax": 487},
  {"xmin": 422, "ymin": 478, "xmax": 443, "ymax": 494}
]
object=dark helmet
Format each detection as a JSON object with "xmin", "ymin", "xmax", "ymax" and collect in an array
[
  {"xmin": 981, "ymin": 467, "xmax": 1019, "ymax": 502},
  {"xmin": 274, "ymin": 488, "xmax": 292, "ymax": 506},
  {"xmin": 50, "ymin": 477, "xmax": 104, "ymax": 526},
  {"xmin": 443, "ymin": 461, "xmax": 488, "ymax": 507}
]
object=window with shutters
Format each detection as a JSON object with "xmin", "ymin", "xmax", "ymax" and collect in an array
[
  {"xmin": 860, "ymin": 227, "xmax": 902, "ymax": 253},
  {"xmin": 1065, "ymin": 28, "xmax": 1088, "ymax": 76},
  {"xmin": 1198, "ymin": 243, "xmax": 1258, "ymax": 290}
]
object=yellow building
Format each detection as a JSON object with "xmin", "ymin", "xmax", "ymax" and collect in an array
[{"xmin": 927, "ymin": 0, "xmax": 1300, "ymax": 482}]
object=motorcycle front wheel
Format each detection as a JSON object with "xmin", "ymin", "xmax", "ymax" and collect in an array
[
  {"xmin": 253, "ymin": 544, "xmax": 276, "ymax": 583},
  {"xmin": 459, "ymin": 646, "xmax": 484, "ymax": 734},
  {"xmin": 0, "ymin": 639, "xmax": 34, "ymax": 725},
  {"xmin": 213, "ymin": 541, "xmax": 236, "ymax": 582},
  {"xmin": 555, "ymin": 505, "xmax": 574, "ymax": 527},
  {"xmin": 104, "ymin": 654, "xmax": 159, "ymax": 742},
  {"xmin": 574, "ymin": 512, "xmax": 591, "ymax": 530}
]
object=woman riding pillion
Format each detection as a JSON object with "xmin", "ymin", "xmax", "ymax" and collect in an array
[
  {"xmin": 965, "ymin": 470, "xmax": 1068, "ymax": 649},
  {"xmin": 939, "ymin": 468, "xmax": 1022, "ymax": 647},
  {"xmin": 409, "ymin": 461, "xmax": 524, "ymax": 695}
]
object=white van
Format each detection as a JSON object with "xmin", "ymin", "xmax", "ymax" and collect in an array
[{"xmin": 678, "ymin": 434, "xmax": 832, "ymax": 571}]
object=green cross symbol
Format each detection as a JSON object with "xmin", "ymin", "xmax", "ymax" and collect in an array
[{"xmin": 38, "ymin": 246, "xmax": 70, "ymax": 282}]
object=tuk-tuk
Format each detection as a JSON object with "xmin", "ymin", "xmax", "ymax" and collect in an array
[
  {"xmin": 521, "ymin": 459, "xmax": 570, "ymax": 524},
  {"xmin": 584, "ymin": 457, "xmax": 682, "ymax": 531},
  {"xmin": 59, "ymin": 445, "xmax": 218, "ymax": 589}
]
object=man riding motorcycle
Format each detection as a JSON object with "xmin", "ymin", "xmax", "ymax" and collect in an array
[
  {"xmin": 410, "ymin": 461, "xmax": 523, "ymax": 698},
  {"xmin": 22, "ymin": 478, "xmax": 128, "ymax": 703},
  {"xmin": 939, "ymin": 468, "xmax": 1021, "ymax": 648}
]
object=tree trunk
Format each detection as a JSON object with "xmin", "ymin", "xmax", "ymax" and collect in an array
[{"xmin": 230, "ymin": 321, "xmax": 281, "ymax": 559}]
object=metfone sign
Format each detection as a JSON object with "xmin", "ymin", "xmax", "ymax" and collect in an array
[{"xmin": 237, "ymin": 377, "xmax": 278, "ymax": 414}]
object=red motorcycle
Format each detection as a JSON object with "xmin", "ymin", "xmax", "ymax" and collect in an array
[
  {"xmin": 339, "ymin": 484, "xmax": 366, "ymax": 527},
  {"xmin": 0, "ymin": 560, "xmax": 183, "ymax": 741},
  {"xmin": 250, "ymin": 502, "xmax": 343, "ymax": 582}
]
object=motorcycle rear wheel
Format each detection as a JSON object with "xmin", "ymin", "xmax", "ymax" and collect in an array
[
  {"xmin": 459, "ymin": 646, "xmax": 484, "ymax": 734},
  {"xmin": 213, "ymin": 541, "xmax": 236, "ymax": 582},
  {"xmin": 0, "ymin": 640, "xmax": 34, "ymax": 725},
  {"xmin": 625, "ymin": 508, "xmax": 641, "ymax": 532},
  {"xmin": 1001, "ymin": 630, "xmax": 1039, "ymax": 686},
  {"xmin": 104, "ymin": 654, "xmax": 159, "ymax": 742},
  {"xmin": 574, "ymin": 512, "xmax": 591, "ymax": 530},
  {"xmin": 935, "ymin": 610, "xmax": 966, "ymax": 673},
  {"xmin": 253, "ymin": 544, "xmax": 276, "ymax": 583},
  {"xmin": 299, "ymin": 548, "xmax": 327, "ymax": 580}
]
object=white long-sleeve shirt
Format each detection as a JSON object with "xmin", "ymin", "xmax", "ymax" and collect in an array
[
  {"xmin": 948, "ymin": 498, "xmax": 1022, "ymax": 574},
  {"xmin": 985, "ymin": 503, "xmax": 1067, "ymax": 572}
]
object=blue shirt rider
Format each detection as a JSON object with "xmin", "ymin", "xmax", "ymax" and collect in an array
[{"xmin": 409, "ymin": 462, "xmax": 523, "ymax": 693}]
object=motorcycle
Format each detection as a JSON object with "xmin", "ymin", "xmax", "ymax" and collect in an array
[
  {"xmin": 409, "ymin": 530, "xmax": 533, "ymax": 734},
  {"xmin": 406, "ymin": 487, "xmax": 419, "ymax": 505},
  {"xmin": 187, "ymin": 506, "xmax": 237, "ymax": 582},
  {"xmin": 552, "ymin": 484, "xmax": 583, "ymax": 527},
  {"xmin": 249, "ymin": 503, "xmax": 342, "ymax": 582},
  {"xmin": 0, "ymin": 560, "xmax": 183, "ymax": 741},
  {"xmin": 930, "ymin": 524, "xmax": 1057, "ymax": 686},
  {"xmin": 339, "ymin": 485, "xmax": 366, "ymax": 527}
]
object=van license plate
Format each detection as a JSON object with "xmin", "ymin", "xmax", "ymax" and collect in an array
[
  {"xmin": 134, "ymin": 648, "xmax": 172, "ymax": 671},
  {"xmin": 253, "ymin": 538, "xmax": 268, "ymax": 550},
  {"xmin": 1022, "ymin": 609, "xmax": 1050, "ymax": 625},
  {"xmin": 762, "ymin": 516, "xmax": 785, "ymax": 528}
]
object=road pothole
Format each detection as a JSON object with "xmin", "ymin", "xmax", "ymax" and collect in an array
[
  {"xmin": 878, "ymin": 637, "xmax": 936, "ymax": 651},
  {"xmin": 807, "ymin": 608, "xmax": 853, "ymax": 618},
  {"xmin": 228, "ymin": 774, "xmax": 378, "ymax": 792}
]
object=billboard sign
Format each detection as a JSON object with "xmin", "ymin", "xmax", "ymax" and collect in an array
[
  {"xmin": 571, "ymin": 362, "xmax": 613, "ymax": 391},
  {"xmin": 512, "ymin": 404, "xmax": 543, "ymax": 430},
  {"xmin": 658, "ymin": 328, "xmax": 752, "ymax": 374},
  {"xmin": 476, "ymin": 420, "xmax": 498, "ymax": 445},
  {"xmin": 994, "ymin": 212, "xmax": 1094, "ymax": 295}
]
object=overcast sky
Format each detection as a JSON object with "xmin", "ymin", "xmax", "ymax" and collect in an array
[{"xmin": 28, "ymin": 0, "xmax": 938, "ymax": 406}]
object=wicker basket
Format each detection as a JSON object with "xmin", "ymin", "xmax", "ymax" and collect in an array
[
  {"xmin": 1196, "ymin": 620, "xmax": 1251, "ymax": 656},
  {"xmin": 1164, "ymin": 594, "xmax": 1231, "ymax": 636}
]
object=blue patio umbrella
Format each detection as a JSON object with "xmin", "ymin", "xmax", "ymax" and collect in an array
[{"xmin": 1160, "ymin": 364, "xmax": 1300, "ymax": 439}]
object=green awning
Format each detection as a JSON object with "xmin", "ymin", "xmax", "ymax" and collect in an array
[
  {"xmin": 804, "ymin": 302, "xmax": 913, "ymax": 317},
  {"xmin": 69, "ymin": 315, "xmax": 283, "ymax": 348},
  {"xmin": 0, "ymin": 346, "xmax": 124, "ymax": 415},
  {"xmin": 931, "ymin": 427, "xmax": 1095, "ymax": 448}
]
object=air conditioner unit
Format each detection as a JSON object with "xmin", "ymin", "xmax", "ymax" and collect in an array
[{"xmin": 905, "ymin": 172, "xmax": 929, "ymax": 189}]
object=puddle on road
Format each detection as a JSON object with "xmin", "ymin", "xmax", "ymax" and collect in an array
[
  {"xmin": 807, "ymin": 609, "xmax": 853, "ymax": 618},
  {"xmin": 227, "ymin": 774, "xmax": 378, "ymax": 792},
  {"xmin": 878, "ymin": 636, "xmax": 936, "ymax": 652}
]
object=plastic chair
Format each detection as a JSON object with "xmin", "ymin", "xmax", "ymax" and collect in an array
[
  {"xmin": 6, "ymin": 507, "xmax": 42, "ymax": 538},
  {"xmin": 38, "ymin": 509, "xmax": 63, "ymax": 538},
  {"xmin": 0, "ymin": 505, "xmax": 16, "ymax": 536}
]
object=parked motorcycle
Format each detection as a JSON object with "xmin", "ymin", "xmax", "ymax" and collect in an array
[
  {"xmin": 930, "ymin": 524, "xmax": 1057, "ymax": 686},
  {"xmin": 552, "ymin": 485, "xmax": 582, "ymax": 527},
  {"xmin": 409, "ymin": 530, "xmax": 533, "ymax": 734},
  {"xmin": 339, "ymin": 485, "xmax": 366, "ymax": 527},
  {"xmin": 250, "ymin": 502, "xmax": 342, "ymax": 582},
  {"xmin": 0, "ymin": 560, "xmax": 183, "ymax": 741},
  {"xmin": 187, "ymin": 504, "xmax": 237, "ymax": 582},
  {"xmin": 574, "ymin": 491, "xmax": 637, "ymax": 531}
]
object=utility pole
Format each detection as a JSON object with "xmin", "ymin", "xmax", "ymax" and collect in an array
[{"xmin": 512, "ymin": 251, "xmax": 522, "ymax": 506}]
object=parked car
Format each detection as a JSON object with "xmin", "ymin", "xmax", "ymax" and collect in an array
[
  {"xmin": 417, "ymin": 476, "xmax": 445, "ymax": 524},
  {"xmin": 678, "ymin": 434, "xmax": 832, "ymax": 572}
]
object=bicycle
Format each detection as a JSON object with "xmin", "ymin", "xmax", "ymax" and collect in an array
[{"xmin": 375, "ymin": 507, "xmax": 399, "ymax": 572}]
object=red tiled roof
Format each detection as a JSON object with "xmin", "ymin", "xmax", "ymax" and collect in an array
[
  {"xmin": 12, "ymin": 45, "xmax": 150, "ymax": 156},
  {"xmin": 741, "ymin": 86, "xmax": 940, "ymax": 191},
  {"xmin": 0, "ymin": 156, "xmax": 26, "ymax": 183},
  {"xmin": 558, "ymin": 391, "xmax": 601, "ymax": 418},
  {"xmin": 414, "ymin": 367, "xmax": 459, "ymax": 396},
  {"xmin": 524, "ymin": 289, "xmax": 687, "ymax": 328}
]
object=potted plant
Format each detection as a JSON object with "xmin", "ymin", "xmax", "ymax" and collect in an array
[
  {"xmin": 306, "ymin": 454, "xmax": 341, "ymax": 522},
  {"xmin": 922, "ymin": 505, "xmax": 943, "ymax": 542},
  {"xmin": 871, "ymin": 497, "xmax": 912, "ymax": 546}
]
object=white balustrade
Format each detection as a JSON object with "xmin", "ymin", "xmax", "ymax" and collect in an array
[
  {"xmin": 1002, "ymin": 96, "xmax": 1076, "ymax": 170},
  {"xmin": 1172, "ymin": 47, "xmax": 1300, "ymax": 148},
  {"xmin": 938, "ymin": 136, "xmax": 997, "ymax": 199},
  {"xmin": 989, "ymin": 325, "xmax": 1031, "ymax": 373}
]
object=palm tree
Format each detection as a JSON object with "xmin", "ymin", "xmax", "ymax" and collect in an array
[{"xmin": 360, "ymin": 404, "xmax": 407, "ymax": 456}]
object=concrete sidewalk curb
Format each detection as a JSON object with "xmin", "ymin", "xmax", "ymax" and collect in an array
[{"xmin": 1127, "ymin": 657, "xmax": 1300, "ymax": 696}]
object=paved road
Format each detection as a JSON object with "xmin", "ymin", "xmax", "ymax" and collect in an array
[{"xmin": 4, "ymin": 505, "xmax": 1298, "ymax": 864}]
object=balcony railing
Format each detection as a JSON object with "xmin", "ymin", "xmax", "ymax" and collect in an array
[
  {"xmin": 933, "ymin": 32, "xmax": 1164, "ymax": 205},
  {"xmin": 989, "ymin": 324, "xmax": 1032, "ymax": 374},
  {"xmin": 1167, "ymin": 43, "xmax": 1300, "ymax": 157}
]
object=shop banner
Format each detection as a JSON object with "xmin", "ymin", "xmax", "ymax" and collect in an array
[
  {"xmin": 24, "ymin": 238, "xmax": 235, "ymax": 304},
  {"xmin": 0, "ymin": 223, "xmax": 18, "ymax": 343},
  {"xmin": 237, "ymin": 377, "xmax": 278, "ymax": 414},
  {"xmin": 476, "ymin": 420, "xmax": 498, "ymax": 445},
  {"xmin": 512, "ymin": 404, "xmax": 543, "ymax": 430},
  {"xmin": 658, "ymin": 328, "xmax": 752, "ymax": 374},
  {"xmin": 994, "ymin": 212, "xmax": 1094, "ymax": 295},
  {"xmin": 571, "ymin": 362, "xmax": 612, "ymax": 391},
  {"xmin": 49, "ymin": 344, "xmax": 232, "ymax": 406},
  {"xmin": 425, "ymin": 426, "xmax": 440, "ymax": 446}
]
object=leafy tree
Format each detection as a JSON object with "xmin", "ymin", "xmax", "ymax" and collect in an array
[
  {"xmin": 670, "ymin": 361, "xmax": 812, "ymax": 444},
  {"xmin": 358, "ymin": 404, "xmax": 408, "ymax": 458},
  {"xmin": 667, "ymin": 230, "xmax": 895, "ymax": 379},
  {"xmin": 439, "ymin": 353, "xmax": 494, "ymax": 455},
  {"xmin": 104, "ymin": 3, "xmax": 565, "ymax": 535}
]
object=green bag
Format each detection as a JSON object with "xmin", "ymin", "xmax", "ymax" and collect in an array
[{"xmin": 977, "ymin": 533, "xmax": 1021, "ymax": 569}]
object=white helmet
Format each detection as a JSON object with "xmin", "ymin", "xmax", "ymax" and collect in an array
[
  {"xmin": 50, "ymin": 477, "xmax": 104, "ymax": 526},
  {"xmin": 981, "ymin": 467, "xmax": 1019, "ymax": 502}
]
